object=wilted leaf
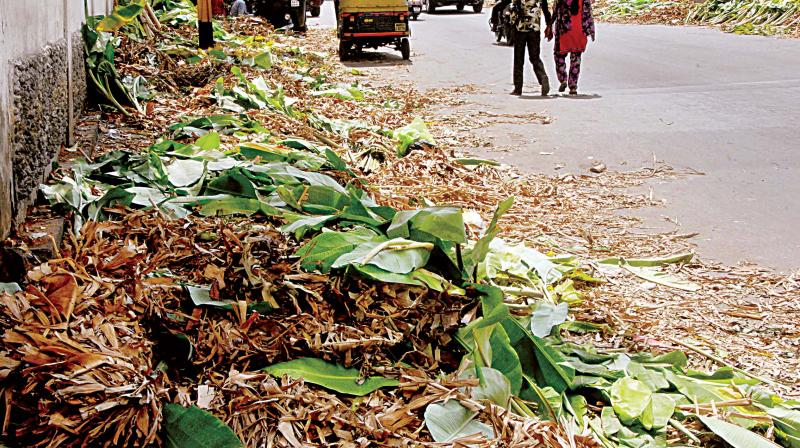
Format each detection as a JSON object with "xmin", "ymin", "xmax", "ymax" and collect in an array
[
  {"xmin": 696, "ymin": 415, "xmax": 782, "ymax": 448},
  {"xmin": 765, "ymin": 406, "xmax": 800, "ymax": 448},
  {"xmin": 167, "ymin": 159, "xmax": 206, "ymax": 187},
  {"xmin": 0, "ymin": 283, "xmax": 21, "ymax": 294},
  {"xmin": 185, "ymin": 286, "xmax": 232, "ymax": 309},
  {"xmin": 464, "ymin": 367, "xmax": 511, "ymax": 407},
  {"xmin": 530, "ymin": 301, "xmax": 569, "ymax": 337},
  {"xmin": 623, "ymin": 263, "xmax": 700, "ymax": 291},
  {"xmin": 424, "ymin": 400, "xmax": 494, "ymax": 443},
  {"xmin": 597, "ymin": 253, "xmax": 694, "ymax": 267}
]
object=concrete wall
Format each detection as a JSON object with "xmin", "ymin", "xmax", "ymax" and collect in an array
[{"xmin": 0, "ymin": 0, "xmax": 112, "ymax": 238}]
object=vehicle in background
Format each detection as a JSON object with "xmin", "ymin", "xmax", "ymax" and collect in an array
[
  {"xmin": 308, "ymin": 0, "xmax": 323, "ymax": 17},
  {"xmin": 492, "ymin": 3, "xmax": 513, "ymax": 45},
  {"xmin": 426, "ymin": 0, "xmax": 483, "ymax": 13},
  {"xmin": 338, "ymin": 0, "xmax": 411, "ymax": 61},
  {"xmin": 408, "ymin": 0, "xmax": 426, "ymax": 19},
  {"xmin": 251, "ymin": 0, "xmax": 308, "ymax": 31}
]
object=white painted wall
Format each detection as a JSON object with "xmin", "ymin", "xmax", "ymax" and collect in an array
[{"xmin": 0, "ymin": 0, "xmax": 111, "ymax": 236}]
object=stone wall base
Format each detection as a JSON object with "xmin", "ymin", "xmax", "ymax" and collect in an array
[{"xmin": 9, "ymin": 31, "xmax": 86, "ymax": 223}]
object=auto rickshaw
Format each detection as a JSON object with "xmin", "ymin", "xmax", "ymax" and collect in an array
[{"xmin": 338, "ymin": 0, "xmax": 411, "ymax": 61}]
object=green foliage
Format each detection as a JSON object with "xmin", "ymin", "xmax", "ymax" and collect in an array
[
  {"xmin": 393, "ymin": 117, "xmax": 436, "ymax": 156},
  {"xmin": 163, "ymin": 404, "xmax": 243, "ymax": 448},
  {"xmin": 690, "ymin": 0, "xmax": 800, "ymax": 35},
  {"xmin": 263, "ymin": 358, "xmax": 399, "ymax": 396},
  {"xmin": 97, "ymin": 0, "xmax": 147, "ymax": 32},
  {"xmin": 83, "ymin": 18, "xmax": 141, "ymax": 115},
  {"xmin": 697, "ymin": 415, "xmax": 783, "ymax": 448}
]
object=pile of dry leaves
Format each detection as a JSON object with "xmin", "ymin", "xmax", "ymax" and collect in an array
[{"xmin": 1, "ymin": 3, "xmax": 799, "ymax": 448}]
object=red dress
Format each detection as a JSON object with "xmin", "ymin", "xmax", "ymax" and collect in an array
[
  {"xmin": 557, "ymin": 0, "xmax": 588, "ymax": 54},
  {"xmin": 212, "ymin": 0, "xmax": 226, "ymax": 16}
]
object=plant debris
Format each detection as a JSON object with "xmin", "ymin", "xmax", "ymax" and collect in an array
[{"xmin": 1, "ymin": 1, "xmax": 798, "ymax": 447}]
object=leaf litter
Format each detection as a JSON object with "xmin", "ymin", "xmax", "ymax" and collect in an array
[{"xmin": 1, "ymin": 1, "xmax": 799, "ymax": 447}]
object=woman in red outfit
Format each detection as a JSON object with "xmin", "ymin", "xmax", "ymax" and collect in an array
[
  {"xmin": 546, "ymin": 0, "xmax": 595, "ymax": 95},
  {"xmin": 212, "ymin": 0, "xmax": 227, "ymax": 16}
]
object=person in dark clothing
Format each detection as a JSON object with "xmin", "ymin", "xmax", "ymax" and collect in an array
[
  {"xmin": 197, "ymin": 0, "xmax": 215, "ymax": 49},
  {"xmin": 510, "ymin": 0, "xmax": 551, "ymax": 96},
  {"xmin": 491, "ymin": 0, "xmax": 510, "ymax": 31}
]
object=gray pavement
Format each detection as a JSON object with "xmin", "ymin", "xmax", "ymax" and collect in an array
[{"xmin": 309, "ymin": 3, "xmax": 800, "ymax": 271}]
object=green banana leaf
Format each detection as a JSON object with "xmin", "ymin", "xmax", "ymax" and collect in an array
[
  {"xmin": 97, "ymin": 0, "xmax": 147, "ymax": 32},
  {"xmin": 696, "ymin": 415, "xmax": 782, "ymax": 448},
  {"xmin": 263, "ymin": 358, "xmax": 399, "ymax": 396},
  {"xmin": 163, "ymin": 404, "xmax": 242, "ymax": 448},
  {"xmin": 331, "ymin": 238, "xmax": 432, "ymax": 274}
]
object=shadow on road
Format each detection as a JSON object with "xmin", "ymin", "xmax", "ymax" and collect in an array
[
  {"xmin": 518, "ymin": 93, "xmax": 602, "ymax": 100},
  {"xmin": 426, "ymin": 10, "xmax": 483, "ymax": 15},
  {"xmin": 560, "ymin": 93, "xmax": 602, "ymax": 100},
  {"xmin": 343, "ymin": 52, "xmax": 412, "ymax": 68},
  {"xmin": 518, "ymin": 94, "xmax": 558, "ymax": 100}
]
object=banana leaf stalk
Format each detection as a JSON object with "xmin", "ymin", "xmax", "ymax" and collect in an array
[{"xmin": 82, "ymin": 22, "xmax": 142, "ymax": 115}]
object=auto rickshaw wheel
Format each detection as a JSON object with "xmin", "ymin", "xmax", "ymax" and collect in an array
[
  {"xmin": 400, "ymin": 38, "xmax": 410, "ymax": 60},
  {"xmin": 412, "ymin": 13, "xmax": 419, "ymax": 20},
  {"xmin": 456, "ymin": 3, "xmax": 464, "ymax": 10},
  {"xmin": 339, "ymin": 40, "xmax": 352, "ymax": 61},
  {"xmin": 473, "ymin": 2, "xmax": 483, "ymax": 12}
]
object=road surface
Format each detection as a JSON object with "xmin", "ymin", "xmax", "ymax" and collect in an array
[{"xmin": 311, "ymin": 4, "xmax": 800, "ymax": 271}]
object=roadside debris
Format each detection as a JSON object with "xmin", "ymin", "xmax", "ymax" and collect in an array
[
  {"xmin": 0, "ymin": 1, "xmax": 798, "ymax": 447},
  {"xmin": 589, "ymin": 162, "xmax": 607, "ymax": 174},
  {"xmin": 595, "ymin": 0, "xmax": 800, "ymax": 37}
]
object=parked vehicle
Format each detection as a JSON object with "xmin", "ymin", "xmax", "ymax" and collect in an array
[
  {"xmin": 426, "ymin": 0, "xmax": 483, "ymax": 13},
  {"xmin": 308, "ymin": 0, "xmax": 323, "ymax": 17},
  {"xmin": 252, "ymin": 0, "xmax": 308, "ymax": 31},
  {"xmin": 338, "ymin": 0, "xmax": 411, "ymax": 61},
  {"xmin": 492, "ymin": 3, "xmax": 513, "ymax": 45},
  {"xmin": 408, "ymin": 0, "xmax": 426, "ymax": 19}
]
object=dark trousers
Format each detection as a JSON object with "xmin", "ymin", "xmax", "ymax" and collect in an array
[
  {"xmin": 198, "ymin": 21, "xmax": 214, "ymax": 49},
  {"xmin": 513, "ymin": 30, "xmax": 548, "ymax": 91}
]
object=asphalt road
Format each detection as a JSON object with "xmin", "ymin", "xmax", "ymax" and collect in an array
[{"xmin": 311, "ymin": 4, "xmax": 800, "ymax": 271}]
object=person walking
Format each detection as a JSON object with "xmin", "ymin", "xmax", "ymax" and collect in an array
[
  {"xmin": 510, "ymin": 0, "xmax": 552, "ymax": 96},
  {"xmin": 229, "ymin": 0, "xmax": 248, "ymax": 16},
  {"xmin": 547, "ymin": 0, "xmax": 595, "ymax": 95}
]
